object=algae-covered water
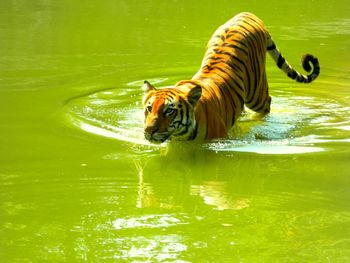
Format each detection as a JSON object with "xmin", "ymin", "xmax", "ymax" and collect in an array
[{"xmin": 1, "ymin": 1, "xmax": 350, "ymax": 262}]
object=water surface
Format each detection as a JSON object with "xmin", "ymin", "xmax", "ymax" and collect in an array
[{"xmin": 1, "ymin": 0, "xmax": 350, "ymax": 262}]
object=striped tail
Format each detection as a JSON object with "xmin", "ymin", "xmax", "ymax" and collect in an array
[{"xmin": 267, "ymin": 37, "xmax": 320, "ymax": 83}]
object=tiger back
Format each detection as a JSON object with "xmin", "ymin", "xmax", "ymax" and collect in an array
[{"xmin": 142, "ymin": 12, "xmax": 320, "ymax": 142}]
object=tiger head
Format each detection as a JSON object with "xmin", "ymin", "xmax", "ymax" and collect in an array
[{"xmin": 142, "ymin": 80, "xmax": 202, "ymax": 143}]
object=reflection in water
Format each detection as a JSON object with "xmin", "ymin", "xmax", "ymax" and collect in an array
[
  {"xmin": 191, "ymin": 183, "xmax": 251, "ymax": 211},
  {"xmin": 113, "ymin": 234, "xmax": 188, "ymax": 261},
  {"xmin": 276, "ymin": 18, "xmax": 350, "ymax": 40},
  {"xmin": 113, "ymin": 214, "xmax": 188, "ymax": 230},
  {"xmin": 107, "ymin": 152, "xmax": 266, "ymax": 260},
  {"xmin": 131, "ymin": 148, "xmax": 267, "ymax": 211},
  {"xmin": 135, "ymin": 157, "xmax": 253, "ymax": 211},
  {"xmin": 135, "ymin": 160, "xmax": 162, "ymax": 209},
  {"xmin": 99, "ymin": 143, "xmax": 350, "ymax": 261}
]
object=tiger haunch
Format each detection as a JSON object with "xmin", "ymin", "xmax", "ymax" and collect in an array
[{"xmin": 142, "ymin": 12, "xmax": 320, "ymax": 142}]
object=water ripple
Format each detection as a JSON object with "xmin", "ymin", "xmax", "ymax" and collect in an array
[
  {"xmin": 274, "ymin": 18, "xmax": 350, "ymax": 40},
  {"xmin": 62, "ymin": 75, "xmax": 350, "ymax": 154},
  {"xmin": 113, "ymin": 214, "xmax": 189, "ymax": 230}
]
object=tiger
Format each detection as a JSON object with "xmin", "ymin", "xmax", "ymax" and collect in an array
[{"xmin": 142, "ymin": 12, "xmax": 320, "ymax": 142}]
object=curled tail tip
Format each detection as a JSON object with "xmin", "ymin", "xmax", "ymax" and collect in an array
[
  {"xmin": 302, "ymin": 54, "xmax": 320, "ymax": 73},
  {"xmin": 301, "ymin": 54, "xmax": 320, "ymax": 83},
  {"xmin": 267, "ymin": 40, "xmax": 320, "ymax": 83},
  {"xmin": 285, "ymin": 54, "xmax": 320, "ymax": 83}
]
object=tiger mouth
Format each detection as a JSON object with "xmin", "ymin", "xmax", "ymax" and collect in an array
[{"xmin": 144, "ymin": 132, "xmax": 171, "ymax": 143}]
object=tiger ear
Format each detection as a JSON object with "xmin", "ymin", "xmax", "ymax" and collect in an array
[
  {"xmin": 187, "ymin": 85, "xmax": 202, "ymax": 106},
  {"xmin": 142, "ymin": 80, "xmax": 156, "ymax": 93}
]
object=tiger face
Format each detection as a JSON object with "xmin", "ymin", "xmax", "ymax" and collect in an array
[{"xmin": 142, "ymin": 81, "xmax": 202, "ymax": 142}]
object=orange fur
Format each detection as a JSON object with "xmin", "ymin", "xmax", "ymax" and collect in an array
[{"xmin": 142, "ymin": 12, "xmax": 319, "ymax": 142}]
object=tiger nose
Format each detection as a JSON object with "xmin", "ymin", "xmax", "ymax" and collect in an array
[{"xmin": 144, "ymin": 124, "xmax": 158, "ymax": 137}]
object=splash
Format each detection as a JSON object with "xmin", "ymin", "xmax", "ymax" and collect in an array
[{"xmin": 62, "ymin": 78, "xmax": 350, "ymax": 155}]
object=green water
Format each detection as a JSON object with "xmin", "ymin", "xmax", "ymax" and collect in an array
[{"xmin": 1, "ymin": 0, "xmax": 350, "ymax": 262}]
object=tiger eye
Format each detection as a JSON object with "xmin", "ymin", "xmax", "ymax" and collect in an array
[{"xmin": 164, "ymin": 108, "xmax": 175, "ymax": 116}]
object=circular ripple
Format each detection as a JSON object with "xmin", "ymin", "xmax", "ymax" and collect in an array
[{"xmin": 62, "ymin": 78, "xmax": 350, "ymax": 154}]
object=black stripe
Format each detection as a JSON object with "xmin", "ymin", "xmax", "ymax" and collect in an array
[
  {"xmin": 236, "ymin": 19, "xmax": 266, "ymax": 45},
  {"xmin": 213, "ymin": 34, "xmax": 222, "ymax": 39},
  {"xmin": 314, "ymin": 65, "xmax": 320, "ymax": 75},
  {"xmin": 288, "ymin": 70, "xmax": 297, "ymax": 79},
  {"xmin": 296, "ymin": 74, "xmax": 306, "ymax": 82},
  {"xmin": 203, "ymin": 55, "xmax": 246, "ymax": 95},
  {"xmin": 185, "ymin": 105, "xmax": 190, "ymax": 129},
  {"xmin": 226, "ymin": 80, "xmax": 244, "ymax": 113},
  {"xmin": 179, "ymin": 108, "xmax": 184, "ymax": 128},
  {"xmin": 211, "ymin": 34, "xmax": 226, "ymax": 42},
  {"xmin": 230, "ymin": 54, "xmax": 246, "ymax": 71},
  {"xmin": 243, "ymin": 17, "xmax": 267, "ymax": 42},
  {"xmin": 204, "ymin": 80, "xmax": 227, "ymax": 113},
  {"xmin": 306, "ymin": 75, "xmax": 312, "ymax": 83},
  {"xmin": 212, "ymin": 49, "xmax": 233, "ymax": 57},
  {"xmin": 224, "ymin": 36, "xmax": 249, "ymax": 49},
  {"xmin": 243, "ymin": 14, "xmax": 261, "ymax": 25},
  {"xmin": 175, "ymin": 106, "xmax": 190, "ymax": 136},
  {"xmin": 231, "ymin": 39, "xmax": 249, "ymax": 49},
  {"xmin": 267, "ymin": 43, "xmax": 276, "ymax": 50},
  {"xmin": 189, "ymin": 122, "xmax": 198, "ymax": 140},
  {"xmin": 245, "ymin": 42, "xmax": 259, "ymax": 103},
  {"xmin": 206, "ymin": 69, "xmax": 243, "ymax": 117},
  {"xmin": 203, "ymin": 57, "xmax": 244, "ymax": 85},
  {"xmin": 208, "ymin": 70, "xmax": 231, "ymax": 114},
  {"xmin": 223, "ymin": 60, "xmax": 244, "ymax": 83},
  {"xmin": 160, "ymin": 90, "xmax": 177, "ymax": 98},
  {"xmin": 214, "ymin": 43, "xmax": 249, "ymax": 56},
  {"xmin": 251, "ymin": 92, "xmax": 268, "ymax": 112},
  {"xmin": 212, "ymin": 66, "xmax": 245, "ymax": 95},
  {"xmin": 229, "ymin": 30, "xmax": 248, "ymax": 40},
  {"xmin": 204, "ymin": 54, "xmax": 220, "ymax": 62},
  {"xmin": 231, "ymin": 115, "xmax": 236, "ymax": 126},
  {"xmin": 277, "ymin": 54, "xmax": 285, "ymax": 69},
  {"xmin": 203, "ymin": 103, "xmax": 208, "ymax": 139},
  {"xmin": 236, "ymin": 24, "xmax": 259, "ymax": 44},
  {"xmin": 228, "ymin": 54, "xmax": 249, "ymax": 95},
  {"xmin": 252, "ymin": 102, "xmax": 265, "ymax": 112},
  {"xmin": 225, "ymin": 43, "xmax": 248, "ymax": 56}
]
